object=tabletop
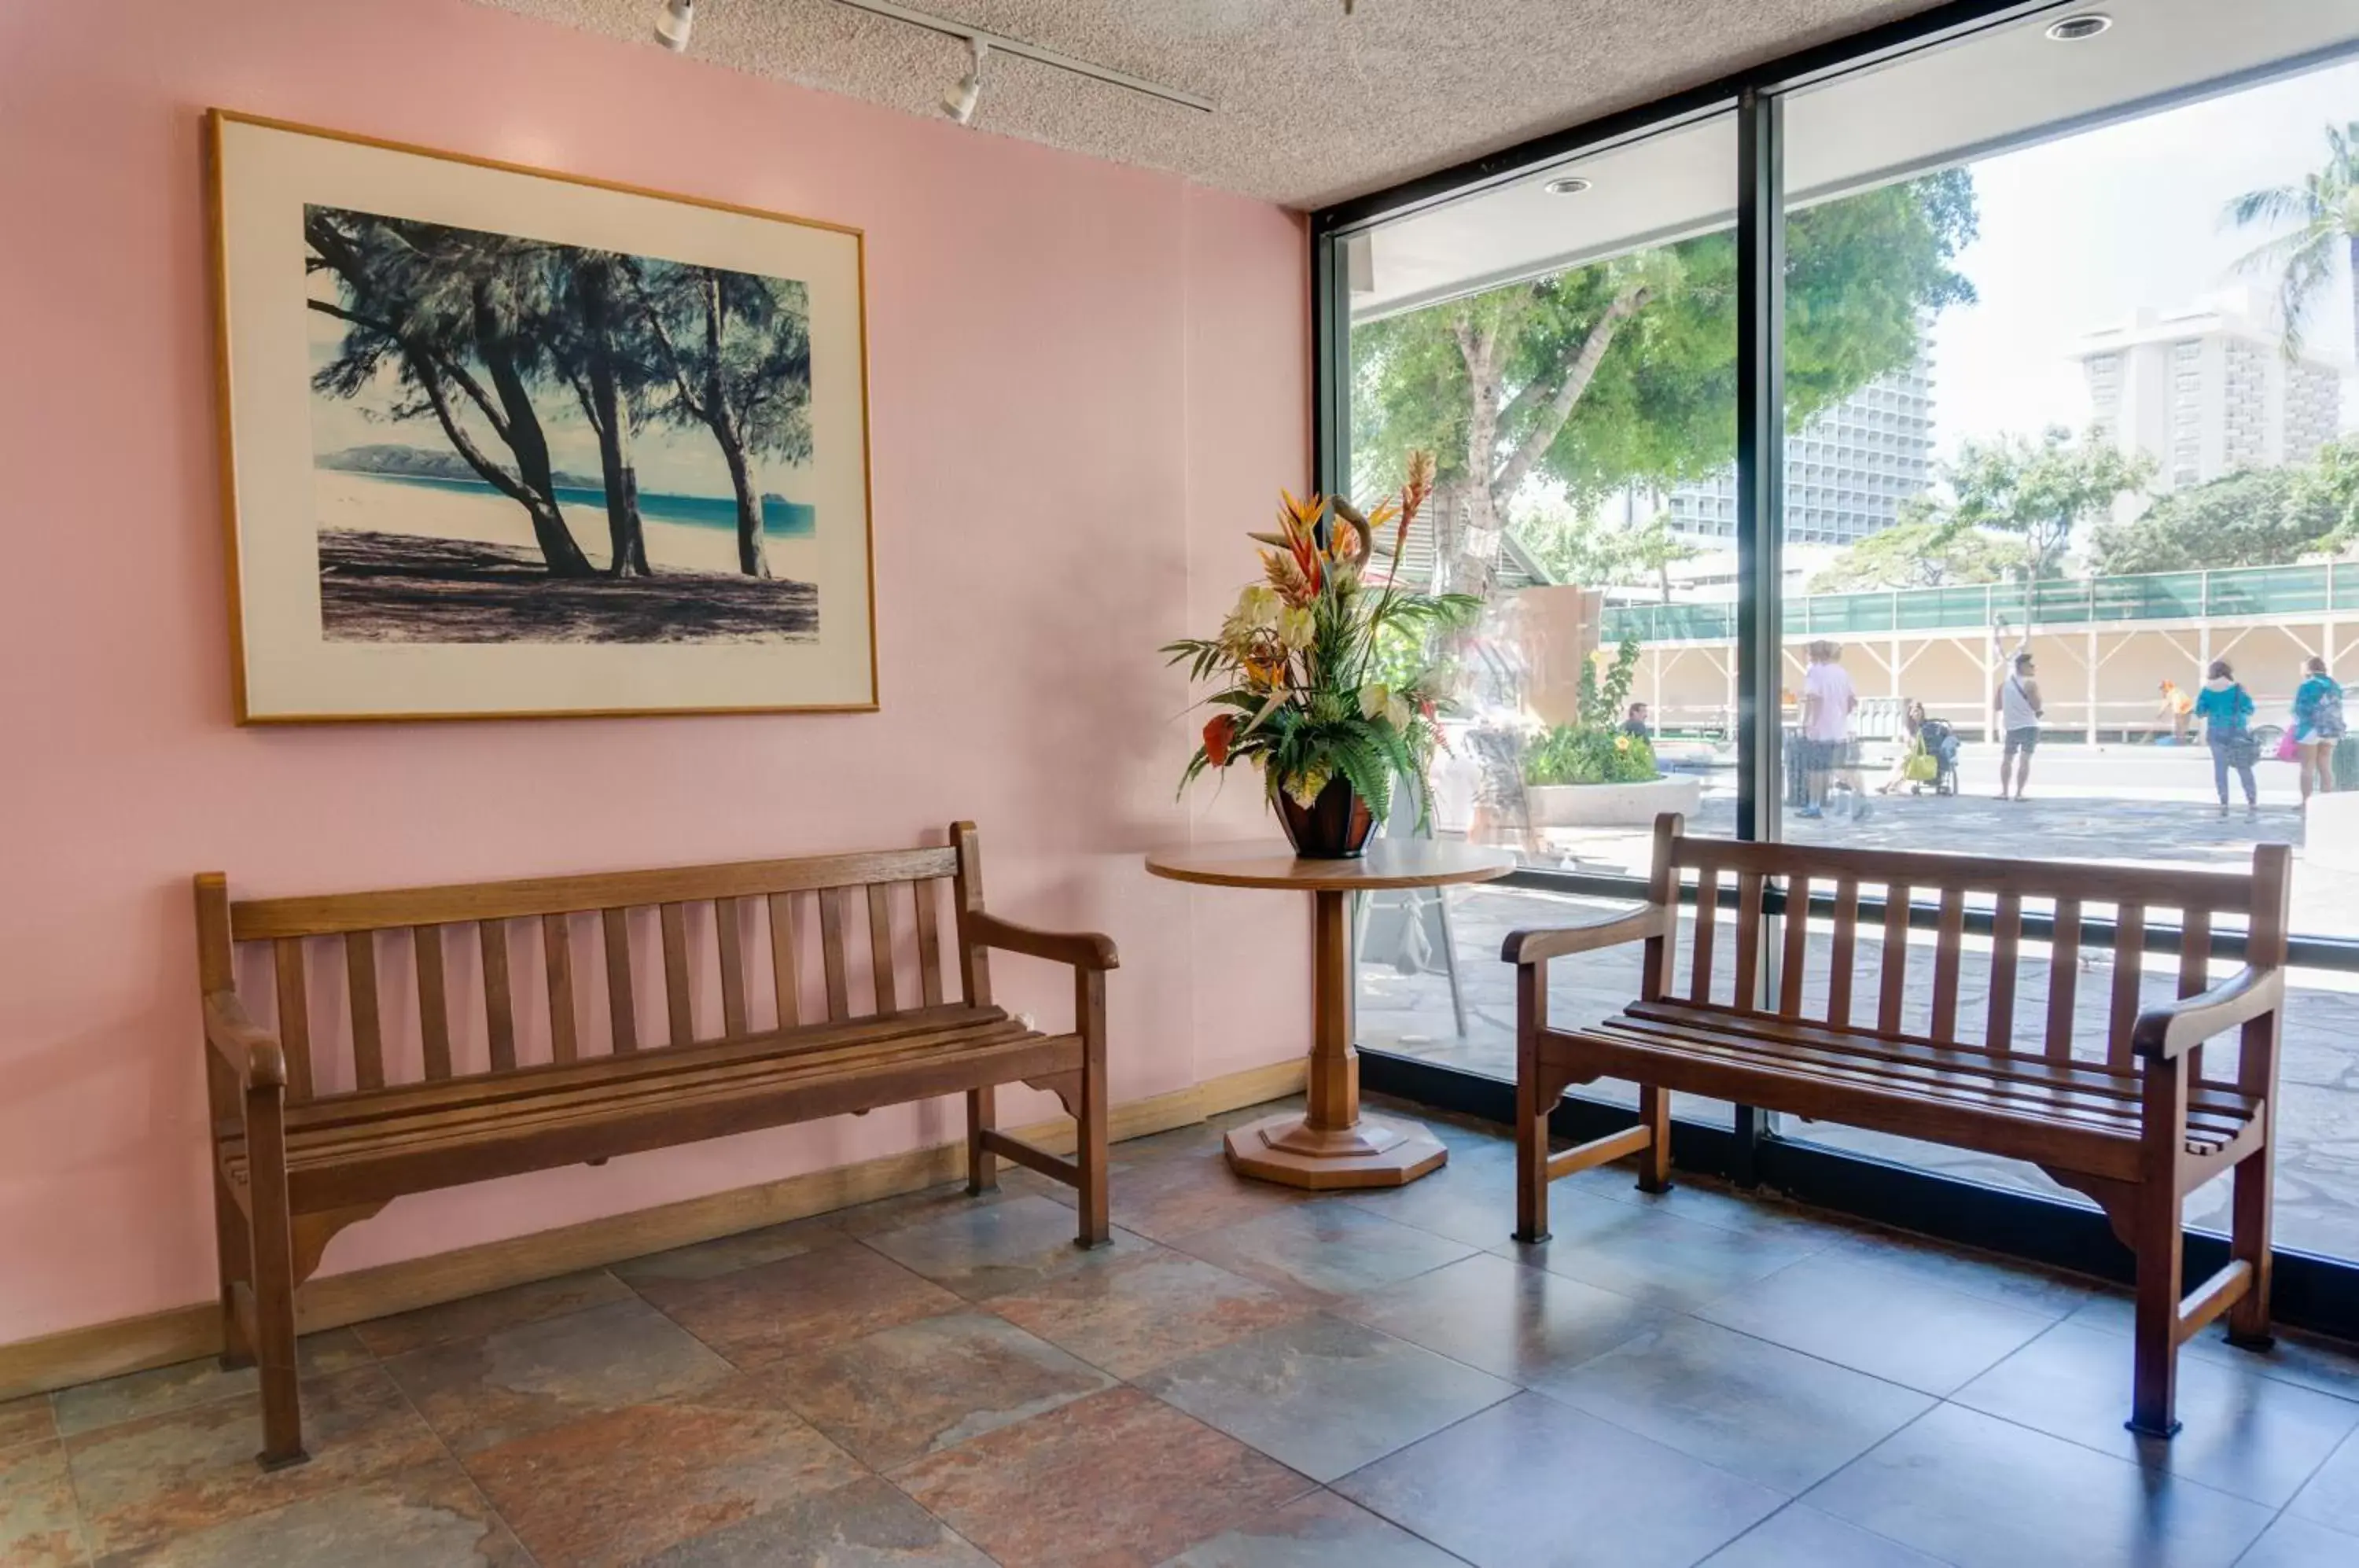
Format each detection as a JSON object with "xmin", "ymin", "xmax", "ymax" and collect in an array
[{"xmin": 1143, "ymin": 838, "xmax": 1517, "ymax": 892}]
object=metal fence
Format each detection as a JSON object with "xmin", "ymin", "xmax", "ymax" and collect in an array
[{"xmin": 1600, "ymin": 561, "xmax": 2359, "ymax": 645}]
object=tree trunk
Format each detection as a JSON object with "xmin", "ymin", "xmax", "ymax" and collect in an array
[
  {"xmin": 580, "ymin": 268, "xmax": 652, "ymax": 578},
  {"xmin": 473, "ymin": 285, "xmax": 594, "ymax": 578},
  {"xmin": 721, "ymin": 434, "xmax": 770, "ymax": 579}
]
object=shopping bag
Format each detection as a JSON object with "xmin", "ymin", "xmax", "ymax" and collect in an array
[
  {"xmin": 1902, "ymin": 743, "xmax": 1938, "ymax": 783},
  {"xmin": 2276, "ymin": 730, "xmax": 2302, "ymax": 763}
]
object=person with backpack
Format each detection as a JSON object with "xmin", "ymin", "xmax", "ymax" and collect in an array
[
  {"xmin": 2292, "ymin": 655, "xmax": 2346, "ymax": 806},
  {"xmin": 2192, "ymin": 659, "xmax": 2258, "ymax": 818}
]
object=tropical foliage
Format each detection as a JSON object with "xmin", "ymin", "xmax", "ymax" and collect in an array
[
  {"xmin": 1913, "ymin": 426, "xmax": 2151, "ymax": 583},
  {"xmin": 1165, "ymin": 453, "xmax": 1477, "ymax": 826},
  {"xmin": 1524, "ymin": 636, "xmax": 1657, "ymax": 786},
  {"xmin": 2225, "ymin": 120, "xmax": 2359, "ymax": 363},
  {"xmin": 1809, "ymin": 510, "xmax": 2023, "ymax": 592}
]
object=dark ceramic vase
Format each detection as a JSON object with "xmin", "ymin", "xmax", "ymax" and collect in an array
[{"xmin": 1275, "ymin": 775, "xmax": 1376, "ymax": 859}]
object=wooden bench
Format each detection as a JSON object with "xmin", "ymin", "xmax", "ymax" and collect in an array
[
  {"xmin": 1504, "ymin": 814, "xmax": 2288, "ymax": 1438},
  {"xmin": 194, "ymin": 823, "xmax": 1116, "ymax": 1467}
]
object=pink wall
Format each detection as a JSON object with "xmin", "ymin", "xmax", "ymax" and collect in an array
[{"xmin": 0, "ymin": 0, "xmax": 1310, "ymax": 1345}]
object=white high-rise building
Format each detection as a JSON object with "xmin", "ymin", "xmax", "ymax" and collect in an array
[
  {"xmin": 1664, "ymin": 357, "xmax": 1937, "ymax": 547},
  {"xmin": 2074, "ymin": 296, "xmax": 2341, "ymax": 497}
]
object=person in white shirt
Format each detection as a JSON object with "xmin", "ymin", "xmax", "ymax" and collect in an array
[
  {"xmin": 1798, "ymin": 640, "xmax": 1857, "ymax": 820},
  {"xmin": 1993, "ymin": 650, "xmax": 2044, "ymax": 801}
]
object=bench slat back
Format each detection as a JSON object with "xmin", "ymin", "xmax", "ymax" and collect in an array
[
  {"xmin": 1651, "ymin": 815, "xmax": 2286, "ymax": 1077},
  {"xmin": 207, "ymin": 835, "xmax": 976, "ymax": 1106}
]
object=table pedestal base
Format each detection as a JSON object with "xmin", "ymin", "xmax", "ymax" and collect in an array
[{"xmin": 1224, "ymin": 1110, "xmax": 1448, "ymax": 1190}]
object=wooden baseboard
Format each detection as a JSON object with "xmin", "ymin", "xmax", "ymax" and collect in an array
[{"xmin": 0, "ymin": 1058, "xmax": 1306, "ymax": 1401}]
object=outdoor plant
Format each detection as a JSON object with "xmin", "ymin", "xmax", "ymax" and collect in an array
[
  {"xmin": 1524, "ymin": 635, "xmax": 1659, "ymax": 786},
  {"xmin": 1165, "ymin": 451, "xmax": 1478, "ymax": 828}
]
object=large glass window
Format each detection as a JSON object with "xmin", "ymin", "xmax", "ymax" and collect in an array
[
  {"xmin": 1760, "ymin": 2, "xmax": 2359, "ymax": 1258},
  {"xmin": 1345, "ymin": 112, "xmax": 1736, "ymax": 1102}
]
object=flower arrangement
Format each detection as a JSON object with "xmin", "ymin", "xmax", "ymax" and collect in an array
[
  {"xmin": 1165, "ymin": 451, "xmax": 1478, "ymax": 854},
  {"xmin": 1523, "ymin": 635, "xmax": 1659, "ymax": 786}
]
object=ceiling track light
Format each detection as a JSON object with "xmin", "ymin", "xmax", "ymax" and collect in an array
[
  {"xmin": 1543, "ymin": 175, "xmax": 1592, "ymax": 196},
  {"xmin": 829, "ymin": 0, "xmax": 1213, "ymax": 115},
  {"xmin": 2044, "ymin": 12, "xmax": 2113, "ymax": 42},
  {"xmin": 654, "ymin": 0, "xmax": 694, "ymax": 52},
  {"xmin": 942, "ymin": 37, "xmax": 987, "ymax": 124}
]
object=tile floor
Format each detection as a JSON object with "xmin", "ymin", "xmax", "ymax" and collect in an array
[{"xmin": 6, "ymin": 1095, "xmax": 2359, "ymax": 1566}]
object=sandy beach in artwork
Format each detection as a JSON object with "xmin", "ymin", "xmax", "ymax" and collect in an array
[{"xmin": 314, "ymin": 469, "xmax": 825, "ymax": 581}]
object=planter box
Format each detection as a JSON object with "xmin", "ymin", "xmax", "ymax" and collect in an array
[{"xmin": 1527, "ymin": 774, "xmax": 1702, "ymax": 829}]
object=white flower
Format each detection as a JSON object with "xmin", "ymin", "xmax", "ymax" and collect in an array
[
  {"xmin": 1229, "ymin": 583, "xmax": 1282, "ymax": 632},
  {"xmin": 1277, "ymin": 606, "xmax": 1315, "ymax": 650},
  {"xmin": 1359, "ymin": 683, "xmax": 1413, "ymax": 730}
]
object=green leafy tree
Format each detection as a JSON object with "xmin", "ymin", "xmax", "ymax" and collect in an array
[
  {"xmin": 1809, "ymin": 512, "xmax": 2021, "ymax": 591},
  {"xmin": 625, "ymin": 260, "xmax": 814, "ymax": 579},
  {"xmin": 2291, "ymin": 436, "xmax": 2359, "ymax": 548},
  {"xmin": 1938, "ymin": 426, "xmax": 2151, "ymax": 581},
  {"xmin": 1352, "ymin": 171, "xmax": 1978, "ymax": 597},
  {"xmin": 1515, "ymin": 497, "xmax": 1698, "ymax": 601},
  {"xmin": 2225, "ymin": 121, "xmax": 2359, "ymax": 362},
  {"xmin": 2087, "ymin": 468, "xmax": 2318, "ymax": 574}
]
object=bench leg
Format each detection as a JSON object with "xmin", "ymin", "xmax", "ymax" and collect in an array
[
  {"xmin": 1073, "ymin": 970, "xmax": 1110, "ymax": 1249},
  {"xmin": 212, "ymin": 1177, "xmax": 253, "ymax": 1371},
  {"xmin": 245, "ymin": 1086, "xmax": 307, "ymax": 1470},
  {"xmin": 1513, "ymin": 1005, "xmax": 1551, "ymax": 1244},
  {"xmin": 1636, "ymin": 1085, "xmax": 1673, "ymax": 1194},
  {"xmin": 2226, "ymin": 1145, "xmax": 2276, "ymax": 1351},
  {"xmin": 2129, "ymin": 1177, "xmax": 2184, "ymax": 1440},
  {"xmin": 965, "ymin": 1086, "xmax": 998, "ymax": 1195}
]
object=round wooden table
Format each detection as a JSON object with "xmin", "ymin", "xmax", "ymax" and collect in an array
[{"xmin": 1144, "ymin": 840, "xmax": 1515, "ymax": 1189}]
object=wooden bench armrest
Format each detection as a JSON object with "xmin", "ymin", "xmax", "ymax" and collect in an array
[
  {"xmin": 204, "ymin": 989, "xmax": 288, "ymax": 1090},
  {"xmin": 967, "ymin": 911, "xmax": 1120, "ymax": 972},
  {"xmin": 1501, "ymin": 903, "xmax": 1669, "ymax": 966},
  {"xmin": 2132, "ymin": 964, "xmax": 2283, "ymax": 1062}
]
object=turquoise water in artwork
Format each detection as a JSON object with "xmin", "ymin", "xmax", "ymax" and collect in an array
[{"xmin": 354, "ymin": 472, "xmax": 818, "ymax": 537}]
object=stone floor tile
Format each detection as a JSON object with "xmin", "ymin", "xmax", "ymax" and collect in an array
[
  {"xmin": 2290, "ymin": 1423, "xmax": 2359, "ymax": 1534},
  {"xmin": 859, "ymin": 1194, "xmax": 1150, "ymax": 1301},
  {"xmin": 1336, "ymin": 1152, "xmax": 1525, "ymax": 1250},
  {"xmin": 381, "ymin": 1296, "xmax": 731, "ymax": 1456},
  {"xmin": 754, "ymin": 1311, "xmax": 1113, "ymax": 1470},
  {"xmin": 644, "ymin": 1472, "xmax": 994, "ymax": 1566},
  {"xmin": 2067, "ymin": 1294, "xmax": 2359, "ymax": 1403},
  {"xmin": 65, "ymin": 1364, "xmax": 440, "ymax": 1560},
  {"xmin": 1156, "ymin": 1488, "xmax": 1465, "ymax": 1567},
  {"xmin": 830, "ymin": 1178, "xmax": 1052, "ymax": 1240},
  {"xmin": 2232, "ymin": 1513, "xmax": 2359, "ymax": 1568},
  {"xmin": 1952, "ymin": 1321, "xmax": 2359, "ymax": 1507},
  {"xmin": 1335, "ymin": 1390, "xmax": 1783, "ymax": 1568},
  {"xmin": 1697, "ymin": 1250, "xmax": 2053, "ymax": 1394},
  {"xmin": 1823, "ymin": 1228, "xmax": 2100, "ymax": 1318},
  {"xmin": 892, "ymin": 1385, "xmax": 1312, "ymax": 1568},
  {"xmin": 1566, "ymin": 1165, "xmax": 1866, "ymax": 1247},
  {"xmin": 1805, "ymin": 1403, "xmax": 2272, "ymax": 1568},
  {"xmin": 96, "ymin": 1457, "xmax": 523, "ymax": 1567},
  {"xmin": 1493, "ymin": 1188, "xmax": 1825, "ymax": 1313},
  {"xmin": 462, "ymin": 1377, "xmax": 870, "ymax": 1566},
  {"xmin": 1135, "ymin": 1314, "xmax": 1515, "ymax": 1485},
  {"xmin": 0, "ymin": 1437, "xmax": 86, "ymax": 1567},
  {"xmin": 1091, "ymin": 1151, "xmax": 1322, "ymax": 1245},
  {"xmin": 642, "ymin": 1242, "xmax": 962, "ymax": 1367},
  {"xmin": 1170, "ymin": 1202, "xmax": 1476, "ymax": 1301},
  {"xmin": 351, "ymin": 1270, "xmax": 635, "ymax": 1358},
  {"xmin": 52, "ymin": 1331, "xmax": 372, "ymax": 1438},
  {"xmin": 1334, "ymin": 1250, "xmax": 1666, "ymax": 1386},
  {"xmin": 988, "ymin": 1247, "xmax": 1313, "ymax": 1380},
  {"xmin": 609, "ymin": 1216, "xmax": 853, "ymax": 1287},
  {"xmin": 1697, "ymin": 1504, "xmax": 1951, "ymax": 1567},
  {"xmin": 0, "ymin": 1393, "xmax": 58, "ymax": 1451},
  {"xmin": 1533, "ymin": 1315, "xmax": 1935, "ymax": 1493}
]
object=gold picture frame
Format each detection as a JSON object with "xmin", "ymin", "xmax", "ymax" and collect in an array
[{"xmin": 207, "ymin": 109, "xmax": 878, "ymax": 723}]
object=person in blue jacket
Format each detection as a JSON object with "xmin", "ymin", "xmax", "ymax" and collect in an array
[{"xmin": 2192, "ymin": 660, "xmax": 2257, "ymax": 818}]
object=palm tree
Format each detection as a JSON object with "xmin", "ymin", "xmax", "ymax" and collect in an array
[{"xmin": 2225, "ymin": 120, "xmax": 2359, "ymax": 363}]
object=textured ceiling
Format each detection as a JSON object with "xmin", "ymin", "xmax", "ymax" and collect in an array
[{"xmin": 477, "ymin": 0, "xmax": 1943, "ymax": 208}]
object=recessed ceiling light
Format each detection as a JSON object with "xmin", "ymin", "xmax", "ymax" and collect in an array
[
  {"xmin": 2045, "ymin": 13, "xmax": 2112, "ymax": 42},
  {"xmin": 1544, "ymin": 175, "xmax": 1593, "ymax": 196}
]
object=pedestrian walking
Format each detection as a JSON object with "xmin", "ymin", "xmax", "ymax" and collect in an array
[
  {"xmin": 2193, "ymin": 659, "xmax": 2258, "ymax": 817},
  {"xmin": 2292, "ymin": 655, "xmax": 2346, "ymax": 806},
  {"xmin": 1994, "ymin": 652, "xmax": 2043, "ymax": 801}
]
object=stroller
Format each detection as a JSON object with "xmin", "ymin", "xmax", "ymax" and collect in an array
[{"xmin": 1915, "ymin": 718, "xmax": 1962, "ymax": 796}]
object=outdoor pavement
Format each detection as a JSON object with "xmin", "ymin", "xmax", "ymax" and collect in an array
[{"xmin": 1364, "ymin": 744, "xmax": 2359, "ymax": 1263}]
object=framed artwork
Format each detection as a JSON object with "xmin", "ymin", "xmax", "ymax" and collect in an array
[{"xmin": 206, "ymin": 110, "xmax": 876, "ymax": 722}]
